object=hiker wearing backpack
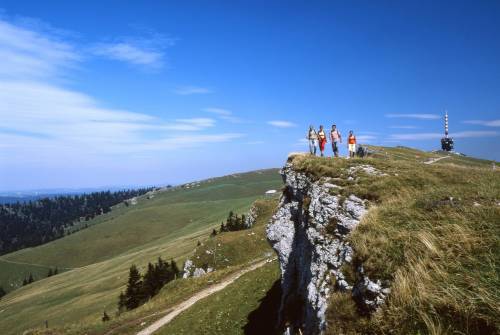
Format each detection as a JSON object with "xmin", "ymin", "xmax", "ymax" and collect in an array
[
  {"xmin": 318, "ymin": 125, "xmax": 327, "ymax": 157},
  {"xmin": 330, "ymin": 124, "xmax": 342, "ymax": 157},
  {"xmin": 307, "ymin": 125, "xmax": 318, "ymax": 155},
  {"xmin": 348, "ymin": 130, "xmax": 356, "ymax": 158}
]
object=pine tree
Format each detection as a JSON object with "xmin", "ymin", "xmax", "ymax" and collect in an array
[
  {"xmin": 157, "ymin": 257, "xmax": 172, "ymax": 285},
  {"xmin": 54, "ymin": 267, "xmax": 59, "ymax": 275},
  {"xmin": 170, "ymin": 259, "xmax": 180, "ymax": 278},
  {"xmin": 220, "ymin": 221, "xmax": 227, "ymax": 232},
  {"xmin": 210, "ymin": 229, "xmax": 217, "ymax": 237},
  {"xmin": 0, "ymin": 286, "xmax": 6, "ymax": 299},
  {"xmin": 227, "ymin": 211, "xmax": 235, "ymax": 229},
  {"xmin": 125, "ymin": 265, "xmax": 144, "ymax": 310},
  {"xmin": 47, "ymin": 268, "xmax": 53, "ymax": 277},
  {"xmin": 22, "ymin": 278, "xmax": 28, "ymax": 286},
  {"xmin": 117, "ymin": 291, "xmax": 126, "ymax": 312},
  {"xmin": 197, "ymin": 240, "xmax": 201, "ymax": 247},
  {"xmin": 102, "ymin": 311, "xmax": 110, "ymax": 322},
  {"xmin": 141, "ymin": 262, "xmax": 157, "ymax": 298},
  {"xmin": 28, "ymin": 273, "xmax": 34, "ymax": 283}
]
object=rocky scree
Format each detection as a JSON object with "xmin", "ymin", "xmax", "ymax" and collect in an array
[{"xmin": 267, "ymin": 161, "xmax": 390, "ymax": 334}]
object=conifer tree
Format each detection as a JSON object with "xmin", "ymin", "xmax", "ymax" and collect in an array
[
  {"xmin": 170, "ymin": 259, "xmax": 180, "ymax": 278},
  {"xmin": 102, "ymin": 311, "xmax": 110, "ymax": 322},
  {"xmin": 210, "ymin": 229, "xmax": 217, "ymax": 237},
  {"xmin": 220, "ymin": 221, "xmax": 227, "ymax": 232},
  {"xmin": 47, "ymin": 268, "xmax": 53, "ymax": 277},
  {"xmin": 54, "ymin": 267, "xmax": 59, "ymax": 275},
  {"xmin": 142, "ymin": 262, "xmax": 157, "ymax": 298},
  {"xmin": 28, "ymin": 273, "xmax": 34, "ymax": 283},
  {"xmin": 0, "ymin": 286, "xmax": 6, "ymax": 299},
  {"xmin": 157, "ymin": 257, "xmax": 172, "ymax": 284},
  {"xmin": 125, "ymin": 265, "xmax": 143, "ymax": 310},
  {"xmin": 117, "ymin": 291, "xmax": 126, "ymax": 312},
  {"xmin": 22, "ymin": 278, "xmax": 28, "ymax": 286}
]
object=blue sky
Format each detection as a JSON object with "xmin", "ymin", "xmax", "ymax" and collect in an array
[{"xmin": 0, "ymin": 1, "xmax": 499, "ymax": 191}]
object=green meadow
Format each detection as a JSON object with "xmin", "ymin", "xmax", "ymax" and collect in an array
[{"xmin": 0, "ymin": 168, "xmax": 282, "ymax": 335}]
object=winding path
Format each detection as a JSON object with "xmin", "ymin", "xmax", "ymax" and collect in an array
[
  {"xmin": 136, "ymin": 258, "xmax": 274, "ymax": 335},
  {"xmin": 424, "ymin": 156, "xmax": 450, "ymax": 165}
]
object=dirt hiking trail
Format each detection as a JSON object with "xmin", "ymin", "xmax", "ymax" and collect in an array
[{"xmin": 136, "ymin": 258, "xmax": 274, "ymax": 335}]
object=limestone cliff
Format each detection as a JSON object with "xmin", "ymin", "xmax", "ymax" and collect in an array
[{"xmin": 267, "ymin": 157, "xmax": 390, "ymax": 335}]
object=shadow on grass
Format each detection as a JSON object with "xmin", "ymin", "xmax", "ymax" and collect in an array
[{"xmin": 243, "ymin": 279, "xmax": 282, "ymax": 335}]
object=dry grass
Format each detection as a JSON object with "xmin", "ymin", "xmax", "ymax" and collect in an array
[{"xmin": 291, "ymin": 147, "xmax": 500, "ymax": 334}]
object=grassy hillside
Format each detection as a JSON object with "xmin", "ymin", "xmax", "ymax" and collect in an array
[
  {"xmin": 0, "ymin": 169, "xmax": 282, "ymax": 335},
  {"xmin": 158, "ymin": 261, "xmax": 281, "ymax": 335},
  {"xmin": 17, "ymin": 197, "xmax": 279, "ymax": 335},
  {"xmin": 0, "ymin": 169, "xmax": 280, "ymax": 292},
  {"xmin": 290, "ymin": 146, "xmax": 499, "ymax": 334},
  {"xmin": 3, "ymin": 147, "xmax": 497, "ymax": 335}
]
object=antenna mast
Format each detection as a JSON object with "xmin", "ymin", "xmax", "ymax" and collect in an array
[
  {"xmin": 440, "ymin": 110, "xmax": 454, "ymax": 151},
  {"xmin": 444, "ymin": 110, "xmax": 449, "ymax": 138}
]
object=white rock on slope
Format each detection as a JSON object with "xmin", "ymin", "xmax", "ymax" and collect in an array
[
  {"xmin": 244, "ymin": 204, "xmax": 259, "ymax": 228},
  {"xmin": 192, "ymin": 268, "xmax": 206, "ymax": 278},
  {"xmin": 267, "ymin": 162, "xmax": 390, "ymax": 335},
  {"xmin": 182, "ymin": 259, "xmax": 194, "ymax": 278}
]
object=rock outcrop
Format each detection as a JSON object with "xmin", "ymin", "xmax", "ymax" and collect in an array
[
  {"xmin": 267, "ymin": 159, "xmax": 390, "ymax": 334},
  {"xmin": 244, "ymin": 203, "xmax": 259, "ymax": 228},
  {"xmin": 182, "ymin": 259, "xmax": 213, "ymax": 278}
]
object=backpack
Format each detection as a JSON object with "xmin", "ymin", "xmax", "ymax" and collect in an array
[{"xmin": 356, "ymin": 145, "xmax": 368, "ymax": 157}]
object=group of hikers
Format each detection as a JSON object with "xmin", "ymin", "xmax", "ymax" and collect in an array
[{"xmin": 307, "ymin": 125, "xmax": 357, "ymax": 158}]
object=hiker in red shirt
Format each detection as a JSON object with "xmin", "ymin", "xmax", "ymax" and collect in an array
[
  {"xmin": 348, "ymin": 130, "xmax": 356, "ymax": 158},
  {"xmin": 317, "ymin": 125, "xmax": 327, "ymax": 157}
]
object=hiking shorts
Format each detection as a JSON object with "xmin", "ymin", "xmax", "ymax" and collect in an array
[{"xmin": 348, "ymin": 144, "xmax": 356, "ymax": 152}]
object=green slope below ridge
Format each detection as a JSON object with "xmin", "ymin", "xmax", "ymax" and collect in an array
[
  {"xmin": 0, "ymin": 168, "xmax": 282, "ymax": 335},
  {"xmin": 0, "ymin": 169, "xmax": 280, "ymax": 282}
]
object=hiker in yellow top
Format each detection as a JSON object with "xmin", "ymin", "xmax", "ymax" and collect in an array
[
  {"xmin": 330, "ymin": 124, "xmax": 342, "ymax": 158},
  {"xmin": 307, "ymin": 125, "xmax": 318, "ymax": 155},
  {"xmin": 348, "ymin": 130, "xmax": 356, "ymax": 158},
  {"xmin": 317, "ymin": 125, "xmax": 327, "ymax": 157}
]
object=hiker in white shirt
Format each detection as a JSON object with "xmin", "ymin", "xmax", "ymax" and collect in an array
[
  {"xmin": 330, "ymin": 124, "xmax": 342, "ymax": 157},
  {"xmin": 307, "ymin": 125, "xmax": 318, "ymax": 155}
]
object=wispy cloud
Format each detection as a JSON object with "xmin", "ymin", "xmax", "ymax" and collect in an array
[
  {"xmin": 166, "ymin": 118, "xmax": 216, "ymax": 131},
  {"xmin": 203, "ymin": 107, "xmax": 231, "ymax": 116},
  {"xmin": 389, "ymin": 125, "xmax": 419, "ymax": 129},
  {"xmin": 385, "ymin": 113, "xmax": 441, "ymax": 120},
  {"xmin": 203, "ymin": 107, "xmax": 242, "ymax": 123},
  {"xmin": 268, "ymin": 120, "xmax": 297, "ymax": 128},
  {"xmin": 0, "ymin": 17, "xmax": 240, "ymax": 163},
  {"xmin": 0, "ymin": 19, "xmax": 79, "ymax": 79},
  {"xmin": 462, "ymin": 119, "xmax": 500, "ymax": 127},
  {"xmin": 173, "ymin": 86, "xmax": 213, "ymax": 95},
  {"xmin": 90, "ymin": 30, "xmax": 174, "ymax": 69},
  {"xmin": 389, "ymin": 131, "xmax": 499, "ymax": 141},
  {"xmin": 91, "ymin": 42, "xmax": 164, "ymax": 68}
]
